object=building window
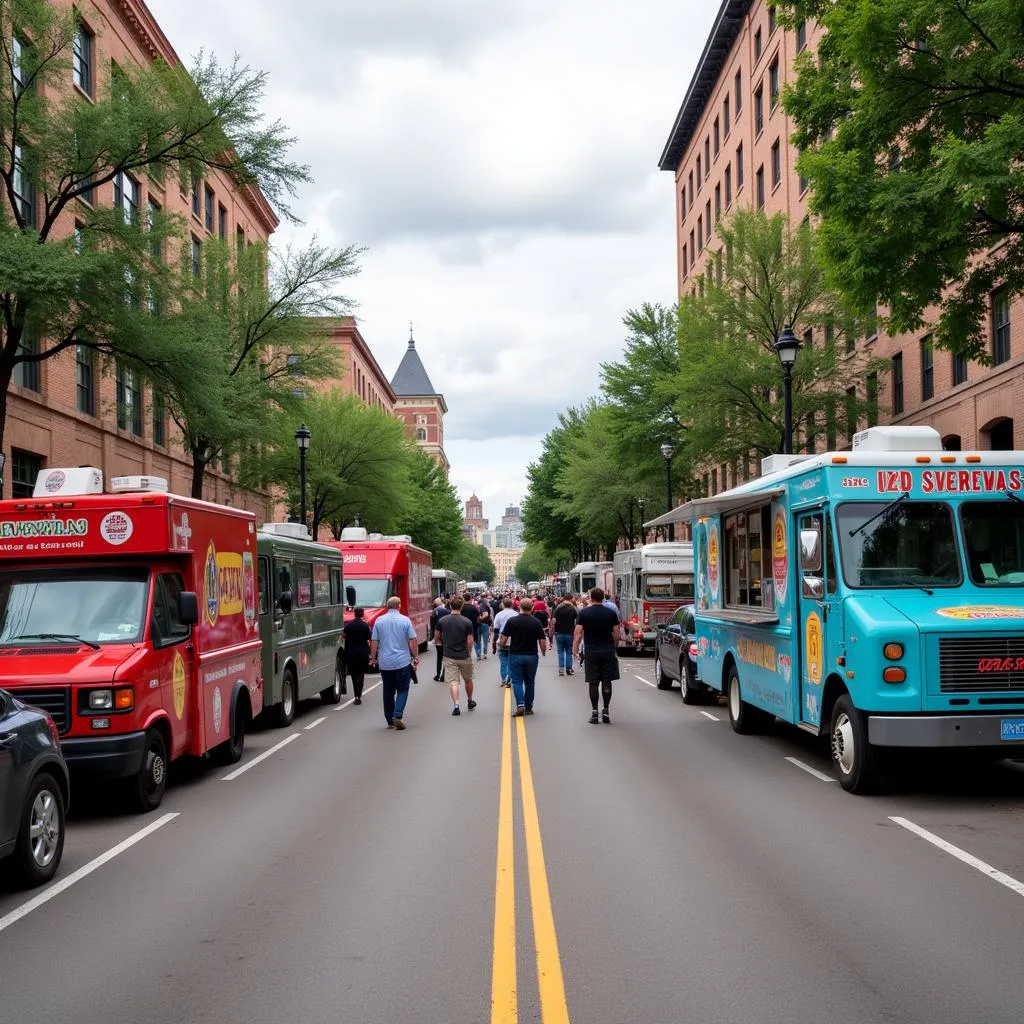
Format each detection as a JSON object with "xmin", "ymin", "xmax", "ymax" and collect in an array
[
  {"xmin": 204, "ymin": 185, "xmax": 215, "ymax": 232},
  {"xmin": 891, "ymin": 353, "xmax": 904, "ymax": 415},
  {"xmin": 153, "ymin": 392, "xmax": 165, "ymax": 447},
  {"xmin": 11, "ymin": 450, "xmax": 43, "ymax": 498},
  {"xmin": 689, "ymin": 230, "xmax": 695, "ymax": 266},
  {"xmin": 920, "ymin": 335, "xmax": 934, "ymax": 400},
  {"xmin": 796, "ymin": 20, "xmax": 807, "ymax": 52},
  {"xmin": 13, "ymin": 330, "xmax": 39, "ymax": 392},
  {"xmin": 736, "ymin": 143, "xmax": 744, "ymax": 190},
  {"xmin": 799, "ymin": 169, "xmax": 809, "ymax": 195},
  {"xmin": 734, "ymin": 69, "xmax": 742, "ymax": 113},
  {"xmin": 218, "ymin": 203, "xmax": 227, "ymax": 240},
  {"xmin": 12, "ymin": 34, "xmax": 30, "ymax": 95},
  {"xmin": 72, "ymin": 21, "xmax": 93, "ymax": 96},
  {"xmin": 191, "ymin": 236, "xmax": 201, "ymax": 278},
  {"xmin": 696, "ymin": 156, "xmax": 702, "ymax": 190},
  {"xmin": 769, "ymin": 58, "xmax": 780, "ymax": 109},
  {"xmin": 754, "ymin": 86, "xmax": 764, "ymax": 135},
  {"xmin": 76, "ymin": 345, "xmax": 95, "ymax": 415},
  {"xmin": 680, "ymin": 185, "xmax": 686, "ymax": 223},
  {"xmin": 236, "ymin": 225, "xmax": 245, "ymax": 251},
  {"xmin": 768, "ymin": 6, "xmax": 777, "ymax": 34},
  {"xmin": 952, "ymin": 351, "xmax": 968, "ymax": 386},
  {"xmin": 697, "ymin": 215, "xmax": 703, "ymax": 252},
  {"xmin": 416, "ymin": 428, "xmax": 426, "ymax": 441},
  {"xmin": 723, "ymin": 95, "xmax": 731, "ymax": 138},
  {"xmin": 713, "ymin": 118, "xmax": 720, "ymax": 157},
  {"xmin": 724, "ymin": 163, "xmax": 732, "ymax": 207},
  {"xmin": 12, "ymin": 144, "xmax": 35, "ymax": 227},
  {"xmin": 113, "ymin": 171, "xmax": 139, "ymax": 224},
  {"xmin": 754, "ymin": 27, "xmax": 762, "ymax": 61},
  {"xmin": 714, "ymin": 183, "xmax": 721, "ymax": 221},
  {"xmin": 867, "ymin": 372, "xmax": 878, "ymax": 426},
  {"xmin": 706, "ymin": 199, "xmax": 712, "ymax": 237},
  {"xmin": 756, "ymin": 165, "xmax": 765, "ymax": 209},
  {"xmin": 687, "ymin": 170, "xmax": 694, "ymax": 207},
  {"xmin": 864, "ymin": 303, "xmax": 878, "ymax": 340},
  {"xmin": 704, "ymin": 137, "xmax": 710, "ymax": 175},
  {"xmin": 771, "ymin": 138, "xmax": 781, "ymax": 188},
  {"xmin": 992, "ymin": 287, "xmax": 1011, "ymax": 364},
  {"xmin": 116, "ymin": 362, "xmax": 142, "ymax": 435},
  {"xmin": 681, "ymin": 243, "xmax": 687, "ymax": 276}
]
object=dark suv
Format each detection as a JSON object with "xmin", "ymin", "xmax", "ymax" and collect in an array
[
  {"xmin": 653, "ymin": 604, "xmax": 708, "ymax": 705},
  {"xmin": 1, "ymin": 688, "xmax": 69, "ymax": 887}
]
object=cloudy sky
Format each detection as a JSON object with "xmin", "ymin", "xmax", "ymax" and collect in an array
[{"xmin": 148, "ymin": 0, "xmax": 712, "ymax": 525}]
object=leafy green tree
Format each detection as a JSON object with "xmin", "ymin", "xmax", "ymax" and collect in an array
[
  {"xmin": 672, "ymin": 208, "xmax": 881, "ymax": 470},
  {"xmin": 0, "ymin": 0, "xmax": 313, "ymax": 453},
  {"xmin": 451, "ymin": 542, "xmax": 496, "ymax": 585},
  {"xmin": 395, "ymin": 448, "xmax": 464, "ymax": 565},
  {"xmin": 782, "ymin": 0, "xmax": 1024, "ymax": 358},
  {"xmin": 515, "ymin": 544, "xmax": 559, "ymax": 585}
]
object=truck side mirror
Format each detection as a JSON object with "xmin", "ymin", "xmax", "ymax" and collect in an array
[
  {"xmin": 345, "ymin": 585, "xmax": 356, "ymax": 608},
  {"xmin": 279, "ymin": 591, "xmax": 293, "ymax": 615},
  {"xmin": 178, "ymin": 591, "xmax": 199, "ymax": 626},
  {"xmin": 800, "ymin": 529, "xmax": 822, "ymax": 573}
]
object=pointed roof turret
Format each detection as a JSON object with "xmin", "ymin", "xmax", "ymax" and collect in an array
[{"xmin": 390, "ymin": 324, "xmax": 440, "ymax": 396}]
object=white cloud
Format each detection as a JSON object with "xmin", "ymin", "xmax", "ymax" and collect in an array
[{"xmin": 147, "ymin": 0, "xmax": 717, "ymax": 528}]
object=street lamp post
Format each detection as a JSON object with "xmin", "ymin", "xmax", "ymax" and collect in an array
[
  {"xmin": 773, "ymin": 324, "xmax": 802, "ymax": 455},
  {"xmin": 660, "ymin": 443, "xmax": 675, "ymax": 542},
  {"xmin": 295, "ymin": 423, "xmax": 311, "ymax": 533},
  {"xmin": 636, "ymin": 497, "xmax": 646, "ymax": 544}
]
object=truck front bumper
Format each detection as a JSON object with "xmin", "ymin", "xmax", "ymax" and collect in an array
[
  {"xmin": 61, "ymin": 731, "xmax": 147, "ymax": 777},
  {"xmin": 869, "ymin": 714, "xmax": 1024, "ymax": 749}
]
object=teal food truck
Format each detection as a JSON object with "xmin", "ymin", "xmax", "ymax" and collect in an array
[{"xmin": 676, "ymin": 426, "xmax": 1024, "ymax": 792}]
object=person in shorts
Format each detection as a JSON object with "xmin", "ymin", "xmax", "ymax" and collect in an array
[
  {"xmin": 437, "ymin": 596, "xmax": 476, "ymax": 716},
  {"xmin": 573, "ymin": 587, "xmax": 621, "ymax": 724}
]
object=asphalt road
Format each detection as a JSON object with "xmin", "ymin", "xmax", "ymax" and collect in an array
[{"xmin": 3, "ymin": 653, "xmax": 1024, "ymax": 1023}]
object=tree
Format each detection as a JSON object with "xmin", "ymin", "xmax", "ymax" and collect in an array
[
  {"xmin": 451, "ymin": 542, "xmax": 496, "ymax": 585},
  {"xmin": 672, "ymin": 208, "xmax": 881, "ymax": 469},
  {"xmin": 0, "ymin": 0, "xmax": 314, "ymax": 453},
  {"xmin": 782, "ymin": 0, "xmax": 1024, "ymax": 359},
  {"xmin": 254, "ymin": 391, "xmax": 413, "ymax": 539},
  {"xmin": 515, "ymin": 544, "xmax": 558, "ymax": 585},
  {"xmin": 394, "ymin": 448, "xmax": 464, "ymax": 566}
]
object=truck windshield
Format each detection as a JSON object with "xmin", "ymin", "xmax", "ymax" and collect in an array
[
  {"xmin": 0, "ymin": 568, "xmax": 149, "ymax": 645},
  {"xmin": 836, "ymin": 501, "xmax": 961, "ymax": 588},
  {"xmin": 961, "ymin": 501, "xmax": 1024, "ymax": 585},
  {"xmin": 645, "ymin": 575, "xmax": 695, "ymax": 599},
  {"xmin": 346, "ymin": 577, "xmax": 390, "ymax": 608}
]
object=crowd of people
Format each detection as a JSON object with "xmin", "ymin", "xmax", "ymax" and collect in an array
[{"xmin": 346, "ymin": 586, "xmax": 625, "ymax": 729}]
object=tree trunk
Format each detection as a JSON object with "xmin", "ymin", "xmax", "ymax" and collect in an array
[
  {"xmin": 190, "ymin": 447, "xmax": 209, "ymax": 499},
  {"xmin": 0, "ymin": 356, "xmax": 12, "ymax": 489}
]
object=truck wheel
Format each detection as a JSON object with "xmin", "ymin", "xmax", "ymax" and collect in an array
[
  {"xmin": 276, "ymin": 669, "xmax": 297, "ymax": 727},
  {"xmin": 726, "ymin": 665, "xmax": 771, "ymax": 734},
  {"xmin": 130, "ymin": 728, "xmax": 168, "ymax": 813},
  {"xmin": 830, "ymin": 695, "xmax": 878, "ymax": 794},
  {"xmin": 654, "ymin": 654, "xmax": 673, "ymax": 689},
  {"xmin": 321, "ymin": 657, "xmax": 344, "ymax": 705},
  {"xmin": 12, "ymin": 772, "xmax": 66, "ymax": 887},
  {"xmin": 681, "ymin": 660, "xmax": 701, "ymax": 705},
  {"xmin": 213, "ymin": 702, "xmax": 246, "ymax": 766}
]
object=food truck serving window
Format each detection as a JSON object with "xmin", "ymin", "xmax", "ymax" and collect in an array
[
  {"xmin": 645, "ymin": 575, "xmax": 695, "ymax": 600},
  {"xmin": 0, "ymin": 568, "xmax": 149, "ymax": 645},
  {"xmin": 836, "ymin": 501, "xmax": 961, "ymax": 588},
  {"xmin": 961, "ymin": 501, "xmax": 1024, "ymax": 586},
  {"xmin": 724, "ymin": 505, "xmax": 773, "ymax": 609}
]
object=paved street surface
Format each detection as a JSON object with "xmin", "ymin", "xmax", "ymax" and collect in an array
[{"xmin": 4, "ymin": 656, "xmax": 1024, "ymax": 1023}]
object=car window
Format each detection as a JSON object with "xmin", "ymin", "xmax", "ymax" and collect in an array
[
  {"xmin": 683, "ymin": 610, "xmax": 695, "ymax": 633},
  {"xmin": 669, "ymin": 607, "xmax": 685, "ymax": 628}
]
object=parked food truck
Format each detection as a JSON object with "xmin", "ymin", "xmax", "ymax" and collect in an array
[
  {"xmin": 570, "ymin": 561, "xmax": 612, "ymax": 597},
  {"xmin": 329, "ymin": 529, "xmax": 433, "ymax": 647},
  {"xmin": 257, "ymin": 523, "xmax": 346, "ymax": 727},
  {"xmin": 677, "ymin": 426, "xmax": 1024, "ymax": 792},
  {"xmin": 0, "ymin": 469, "xmax": 263, "ymax": 810},
  {"xmin": 614, "ymin": 542, "xmax": 695, "ymax": 651},
  {"xmin": 431, "ymin": 568, "xmax": 459, "ymax": 600}
]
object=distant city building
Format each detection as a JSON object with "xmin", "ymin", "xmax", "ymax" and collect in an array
[
  {"xmin": 489, "ymin": 546, "xmax": 524, "ymax": 585},
  {"xmin": 495, "ymin": 521, "xmax": 523, "ymax": 548},
  {"xmin": 462, "ymin": 493, "xmax": 488, "ymax": 544},
  {"xmin": 390, "ymin": 328, "xmax": 449, "ymax": 473},
  {"xmin": 501, "ymin": 505, "xmax": 522, "ymax": 526}
]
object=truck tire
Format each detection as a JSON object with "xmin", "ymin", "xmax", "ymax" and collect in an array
[
  {"xmin": 212, "ymin": 700, "xmax": 246, "ymax": 766},
  {"xmin": 726, "ymin": 665, "xmax": 772, "ymax": 734},
  {"xmin": 320, "ymin": 656, "xmax": 344, "ymax": 705},
  {"xmin": 275, "ymin": 668, "xmax": 297, "ymax": 727},
  {"xmin": 830, "ymin": 694, "xmax": 878, "ymax": 794},
  {"xmin": 12, "ymin": 772, "xmax": 66, "ymax": 887},
  {"xmin": 130, "ymin": 727, "xmax": 168, "ymax": 812}
]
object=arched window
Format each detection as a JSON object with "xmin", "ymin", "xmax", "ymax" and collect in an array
[
  {"xmin": 984, "ymin": 418, "xmax": 1015, "ymax": 451},
  {"xmin": 416, "ymin": 428, "xmax": 427, "ymax": 441},
  {"xmin": 941, "ymin": 434, "xmax": 962, "ymax": 451}
]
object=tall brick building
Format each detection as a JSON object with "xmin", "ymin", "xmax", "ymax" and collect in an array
[
  {"xmin": 4, "ymin": 0, "xmax": 277, "ymax": 512},
  {"xmin": 659, "ymin": 0, "xmax": 1023, "ymax": 493},
  {"xmin": 389, "ymin": 329, "xmax": 449, "ymax": 472}
]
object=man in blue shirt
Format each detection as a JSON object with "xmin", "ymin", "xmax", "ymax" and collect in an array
[{"xmin": 369, "ymin": 596, "xmax": 420, "ymax": 729}]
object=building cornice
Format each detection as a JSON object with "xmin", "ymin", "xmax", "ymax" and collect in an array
[{"xmin": 658, "ymin": 0, "xmax": 752, "ymax": 172}]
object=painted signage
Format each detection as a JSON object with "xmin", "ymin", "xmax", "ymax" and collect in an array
[
  {"xmin": 0, "ymin": 518, "xmax": 87, "ymax": 539},
  {"xmin": 877, "ymin": 468, "xmax": 1023, "ymax": 494},
  {"xmin": 936, "ymin": 606, "xmax": 1024, "ymax": 621},
  {"xmin": 805, "ymin": 612, "xmax": 823, "ymax": 685},
  {"xmin": 772, "ymin": 506, "xmax": 788, "ymax": 606},
  {"xmin": 100, "ymin": 510, "xmax": 133, "ymax": 546},
  {"xmin": 978, "ymin": 657, "xmax": 1024, "ymax": 674},
  {"xmin": 708, "ymin": 523, "xmax": 721, "ymax": 605},
  {"xmin": 738, "ymin": 637, "xmax": 777, "ymax": 672},
  {"xmin": 173, "ymin": 652, "xmax": 187, "ymax": 719},
  {"xmin": 203, "ymin": 541, "xmax": 245, "ymax": 626}
]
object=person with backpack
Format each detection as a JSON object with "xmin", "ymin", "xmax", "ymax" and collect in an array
[{"xmin": 429, "ymin": 597, "xmax": 450, "ymax": 681}]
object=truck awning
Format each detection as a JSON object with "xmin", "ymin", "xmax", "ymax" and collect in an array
[{"xmin": 644, "ymin": 488, "xmax": 785, "ymax": 528}]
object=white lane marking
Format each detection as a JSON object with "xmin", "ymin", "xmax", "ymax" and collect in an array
[
  {"xmin": 699, "ymin": 710, "xmax": 721, "ymax": 722},
  {"xmin": 890, "ymin": 816, "xmax": 1024, "ymax": 898},
  {"xmin": 332, "ymin": 679, "xmax": 382, "ymax": 710},
  {"xmin": 304, "ymin": 716, "xmax": 327, "ymax": 730},
  {"xmin": 221, "ymin": 733, "xmax": 300, "ymax": 781},
  {"xmin": 635, "ymin": 675, "xmax": 656, "ymax": 688},
  {"xmin": 0, "ymin": 812, "xmax": 179, "ymax": 935},
  {"xmin": 784, "ymin": 756, "xmax": 836, "ymax": 783}
]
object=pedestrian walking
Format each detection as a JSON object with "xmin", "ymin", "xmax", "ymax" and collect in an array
[
  {"xmin": 342, "ymin": 607, "xmax": 372, "ymax": 704},
  {"xmin": 551, "ymin": 595, "xmax": 578, "ymax": 677},
  {"xmin": 492, "ymin": 597, "xmax": 516, "ymax": 686},
  {"xmin": 429, "ymin": 597, "xmax": 450, "ymax": 680},
  {"xmin": 369, "ymin": 596, "xmax": 420, "ymax": 730},
  {"xmin": 436, "ymin": 596, "xmax": 476, "ymax": 716},
  {"xmin": 461, "ymin": 592, "xmax": 481, "ymax": 660},
  {"xmin": 476, "ymin": 596, "xmax": 492, "ymax": 660},
  {"xmin": 498, "ymin": 597, "xmax": 548, "ymax": 717},
  {"xmin": 532, "ymin": 597, "xmax": 550, "ymax": 634},
  {"xmin": 573, "ymin": 588, "xmax": 621, "ymax": 724}
]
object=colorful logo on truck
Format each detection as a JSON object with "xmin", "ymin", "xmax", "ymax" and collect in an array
[
  {"xmin": 172, "ymin": 652, "xmax": 187, "ymax": 719},
  {"xmin": 936, "ymin": 606, "xmax": 1024, "ymax": 621},
  {"xmin": 203, "ymin": 541, "xmax": 246, "ymax": 627},
  {"xmin": 100, "ymin": 510, "xmax": 134, "ymax": 546},
  {"xmin": 772, "ymin": 506, "xmax": 789, "ymax": 606},
  {"xmin": 707, "ymin": 524, "xmax": 721, "ymax": 605},
  {"xmin": 805, "ymin": 612, "xmax": 823, "ymax": 685},
  {"xmin": 204, "ymin": 542, "xmax": 220, "ymax": 626}
]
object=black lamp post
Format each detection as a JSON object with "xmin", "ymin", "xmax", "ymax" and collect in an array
[
  {"xmin": 660, "ymin": 443, "xmax": 675, "ymax": 542},
  {"xmin": 637, "ymin": 497, "xmax": 646, "ymax": 544},
  {"xmin": 773, "ymin": 325, "xmax": 802, "ymax": 455},
  {"xmin": 294, "ymin": 423, "xmax": 311, "ymax": 532}
]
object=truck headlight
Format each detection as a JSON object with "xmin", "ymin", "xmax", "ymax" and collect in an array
[{"xmin": 89, "ymin": 689, "xmax": 113, "ymax": 709}]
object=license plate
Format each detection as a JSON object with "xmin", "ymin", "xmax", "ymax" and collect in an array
[{"xmin": 1000, "ymin": 719, "xmax": 1024, "ymax": 742}]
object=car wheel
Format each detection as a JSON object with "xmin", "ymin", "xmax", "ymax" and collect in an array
[
  {"xmin": 321, "ymin": 656, "xmax": 345, "ymax": 705},
  {"xmin": 830, "ymin": 694, "xmax": 877, "ymax": 794},
  {"xmin": 654, "ymin": 653, "xmax": 672, "ymax": 689},
  {"xmin": 130, "ymin": 727, "xmax": 168, "ymax": 813},
  {"xmin": 681, "ymin": 660, "xmax": 701, "ymax": 705},
  {"xmin": 275, "ymin": 669, "xmax": 297, "ymax": 727},
  {"xmin": 726, "ymin": 665, "xmax": 772, "ymax": 734},
  {"xmin": 13, "ymin": 772, "xmax": 66, "ymax": 887},
  {"xmin": 212, "ymin": 701, "xmax": 246, "ymax": 766}
]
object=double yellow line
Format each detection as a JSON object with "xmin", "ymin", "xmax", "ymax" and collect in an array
[{"xmin": 491, "ymin": 686, "xmax": 570, "ymax": 1024}]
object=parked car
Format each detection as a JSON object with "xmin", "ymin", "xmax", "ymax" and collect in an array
[
  {"xmin": 0, "ymin": 688, "xmax": 69, "ymax": 887},
  {"xmin": 653, "ymin": 604, "xmax": 708, "ymax": 705}
]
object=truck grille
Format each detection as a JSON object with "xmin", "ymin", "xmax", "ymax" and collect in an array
[
  {"xmin": 18, "ymin": 688, "xmax": 71, "ymax": 734},
  {"xmin": 939, "ymin": 637, "xmax": 1024, "ymax": 693}
]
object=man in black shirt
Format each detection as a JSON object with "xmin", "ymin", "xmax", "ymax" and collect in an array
[
  {"xmin": 551, "ymin": 596, "xmax": 578, "ymax": 677},
  {"xmin": 460, "ymin": 592, "xmax": 481, "ymax": 660},
  {"xmin": 436, "ymin": 596, "xmax": 476, "ymax": 715},
  {"xmin": 498, "ymin": 597, "xmax": 548, "ymax": 716},
  {"xmin": 573, "ymin": 587, "xmax": 621, "ymax": 724},
  {"xmin": 342, "ymin": 607, "xmax": 372, "ymax": 705}
]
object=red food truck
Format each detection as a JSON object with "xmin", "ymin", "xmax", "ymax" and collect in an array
[
  {"xmin": 328, "ymin": 530, "xmax": 432, "ymax": 647},
  {"xmin": 0, "ymin": 468, "xmax": 263, "ymax": 811}
]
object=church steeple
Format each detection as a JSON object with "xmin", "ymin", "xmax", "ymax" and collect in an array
[{"xmin": 391, "ymin": 324, "xmax": 440, "ymax": 397}]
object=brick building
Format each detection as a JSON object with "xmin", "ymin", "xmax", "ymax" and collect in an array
[
  {"xmin": 317, "ymin": 317, "xmax": 396, "ymax": 411},
  {"xmin": 389, "ymin": 329, "xmax": 449, "ymax": 472},
  {"xmin": 462, "ymin": 493, "xmax": 487, "ymax": 544},
  {"xmin": 659, "ymin": 0, "xmax": 1024, "ymax": 494},
  {"xmin": 4, "ymin": 0, "xmax": 277, "ymax": 513}
]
